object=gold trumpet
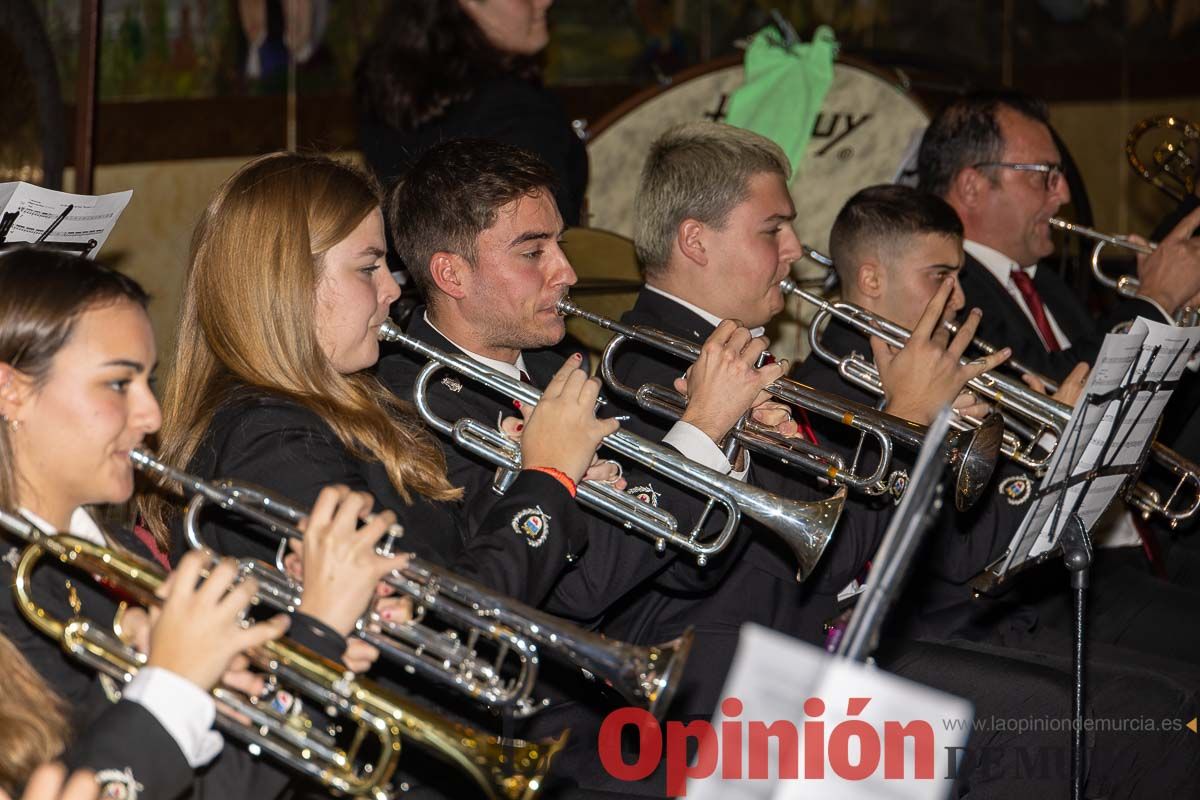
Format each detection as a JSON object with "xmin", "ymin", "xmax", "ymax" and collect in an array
[
  {"xmin": 0, "ymin": 507, "xmax": 564, "ymax": 800},
  {"xmin": 556, "ymin": 298, "xmax": 1002, "ymax": 512},
  {"xmin": 1127, "ymin": 114, "xmax": 1198, "ymax": 204}
]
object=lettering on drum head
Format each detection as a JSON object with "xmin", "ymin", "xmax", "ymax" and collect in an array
[
  {"xmin": 812, "ymin": 113, "xmax": 874, "ymax": 159},
  {"xmin": 704, "ymin": 93, "xmax": 730, "ymax": 123}
]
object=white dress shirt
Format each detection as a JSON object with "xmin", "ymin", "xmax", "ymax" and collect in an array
[
  {"xmin": 18, "ymin": 507, "xmax": 223, "ymax": 767},
  {"xmin": 425, "ymin": 312, "xmax": 746, "ymax": 478},
  {"xmin": 964, "ymin": 240, "xmax": 1076, "ymax": 351},
  {"xmin": 965, "ymin": 239, "xmax": 1172, "ymax": 340}
]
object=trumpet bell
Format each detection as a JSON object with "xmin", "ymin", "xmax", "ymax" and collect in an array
[
  {"xmin": 619, "ymin": 628, "xmax": 694, "ymax": 719},
  {"xmin": 948, "ymin": 412, "xmax": 1004, "ymax": 511},
  {"xmin": 1127, "ymin": 114, "xmax": 1199, "ymax": 203},
  {"xmin": 781, "ymin": 485, "xmax": 846, "ymax": 582}
]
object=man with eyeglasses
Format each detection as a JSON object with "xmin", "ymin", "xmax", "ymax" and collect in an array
[
  {"xmin": 919, "ymin": 93, "xmax": 1200, "ymax": 616},
  {"xmin": 918, "ymin": 90, "xmax": 1200, "ymax": 383}
]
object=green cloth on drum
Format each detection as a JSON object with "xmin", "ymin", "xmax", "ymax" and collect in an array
[{"xmin": 725, "ymin": 25, "xmax": 838, "ymax": 178}]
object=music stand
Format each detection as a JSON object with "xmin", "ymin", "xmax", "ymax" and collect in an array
[{"xmin": 972, "ymin": 327, "xmax": 1189, "ymax": 800}]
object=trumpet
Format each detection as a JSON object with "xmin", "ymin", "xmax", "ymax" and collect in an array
[
  {"xmin": 781, "ymin": 277, "xmax": 1065, "ymax": 474},
  {"xmin": 556, "ymin": 298, "xmax": 1001, "ymax": 512},
  {"xmin": 131, "ymin": 449, "xmax": 694, "ymax": 721},
  {"xmin": 1047, "ymin": 217, "xmax": 1199, "ymax": 327},
  {"xmin": 378, "ymin": 319, "xmax": 846, "ymax": 581},
  {"xmin": 782, "ymin": 271, "xmax": 1200, "ymax": 527},
  {"xmin": 0, "ymin": 507, "xmax": 563, "ymax": 800},
  {"xmin": 1127, "ymin": 114, "xmax": 1198, "ymax": 204}
]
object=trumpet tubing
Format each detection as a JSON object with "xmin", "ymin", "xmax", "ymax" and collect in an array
[
  {"xmin": 132, "ymin": 448, "xmax": 698, "ymax": 718},
  {"xmin": 1, "ymin": 509, "xmax": 573, "ymax": 799},
  {"xmin": 560, "ymin": 296, "xmax": 1000, "ymax": 512},
  {"xmin": 379, "ymin": 319, "xmax": 845, "ymax": 581}
]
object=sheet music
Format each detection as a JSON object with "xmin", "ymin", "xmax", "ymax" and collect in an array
[
  {"xmin": 0, "ymin": 182, "xmax": 131, "ymax": 258},
  {"xmin": 1000, "ymin": 318, "xmax": 1200, "ymax": 570},
  {"xmin": 685, "ymin": 624, "xmax": 971, "ymax": 800}
]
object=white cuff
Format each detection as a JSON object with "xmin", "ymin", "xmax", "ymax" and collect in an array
[
  {"xmin": 123, "ymin": 666, "xmax": 223, "ymax": 767},
  {"xmin": 664, "ymin": 421, "xmax": 739, "ymax": 476}
]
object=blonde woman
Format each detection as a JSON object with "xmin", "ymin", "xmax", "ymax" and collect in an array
[{"xmin": 144, "ymin": 151, "xmax": 613, "ymax": 607}]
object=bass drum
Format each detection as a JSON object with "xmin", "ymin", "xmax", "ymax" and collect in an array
[
  {"xmin": 586, "ymin": 54, "xmax": 930, "ymax": 252},
  {"xmin": 584, "ymin": 55, "xmax": 929, "ymax": 359}
]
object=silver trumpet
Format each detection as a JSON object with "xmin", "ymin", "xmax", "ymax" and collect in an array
[
  {"xmin": 781, "ymin": 276, "xmax": 1064, "ymax": 474},
  {"xmin": 131, "ymin": 449, "xmax": 694, "ymax": 720},
  {"xmin": 557, "ymin": 298, "xmax": 1001, "ymax": 512},
  {"xmin": 378, "ymin": 319, "xmax": 845, "ymax": 581},
  {"xmin": 1048, "ymin": 217, "xmax": 1199, "ymax": 327},
  {"xmin": 786, "ymin": 252, "xmax": 1200, "ymax": 527}
]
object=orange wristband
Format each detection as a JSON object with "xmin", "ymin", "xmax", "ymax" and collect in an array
[{"xmin": 526, "ymin": 466, "xmax": 578, "ymax": 497}]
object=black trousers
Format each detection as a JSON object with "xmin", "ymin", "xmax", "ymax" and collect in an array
[
  {"xmin": 524, "ymin": 627, "xmax": 1199, "ymax": 799},
  {"xmin": 884, "ymin": 635, "xmax": 1200, "ymax": 799},
  {"xmin": 1024, "ymin": 546, "xmax": 1200, "ymax": 667}
]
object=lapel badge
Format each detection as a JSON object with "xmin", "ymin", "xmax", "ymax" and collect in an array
[
  {"xmin": 95, "ymin": 768, "xmax": 142, "ymax": 800},
  {"xmin": 999, "ymin": 474, "xmax": 1032, "ymax": 506},
  {"xmin": 889, "ymin": 471, "xmax": 909, "ymax": 505},
  {"xmin": 512, "ymin": 506, "xmax": 551, "ymax": 548},
  {"xmin": 629, "ymin": 484, "xmax": 661, "ymax": 508},
  {"xmin": 441, "ymin": 375, "xmax": 463, "ymax": 393}
]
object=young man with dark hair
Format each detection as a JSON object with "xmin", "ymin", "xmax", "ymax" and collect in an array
[
  {"xmin": 801, "ymin": 181, "xmax": 1200, "ymax": 796},
  {"xmin": 378, "ymin": 138, "xmax": 793, "ymax": 797}
]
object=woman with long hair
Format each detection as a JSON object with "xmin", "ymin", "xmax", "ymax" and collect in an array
[
  {"xmin": 355, "ymin": 0, "xmax": 585, "ymax": 227},
  {"xmin": 143, "ymin": 149, "xmax": 612, "ymax": 611},
  {"xmin": 0, "ymin": 246, "xmax": 396, "ymax": 797}
]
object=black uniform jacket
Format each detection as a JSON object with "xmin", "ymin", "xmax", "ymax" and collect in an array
[
  {"xmin": 375, "ymin": 309, "xmax": 737, "ymax": 629},
  {"xmin": 958, "ymin": 251, "xmax": 1169, "ymax": 383},
  {"xmin": 176, "ymin": 384, "xmax": 585, "ymax": 609},
  {"xmin": 792, "ymin": 322, "xmax": 1040, "ymax": 640},
  {"xmin": 602, "ymin": 289, "xmax": 890, "ymax": 651},
  {"xmin": 0, "ymin": 521, "xmax": 307, "ymax": 800}
]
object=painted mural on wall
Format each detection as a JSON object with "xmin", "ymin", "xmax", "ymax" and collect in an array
[
  {"xmin": 33, "ymin": 0, "xmax": 386, "ymax": 101},
  {"xmin": 31, "ymin": 0, "xmax": 1200, "ymax": 103}
]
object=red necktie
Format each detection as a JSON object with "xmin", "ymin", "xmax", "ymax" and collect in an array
[
  {"xmin": 1131, "ymin": 515, "xmax": 1168, "ymax": 579},
  {"xmin": 514, "ymin": 370, "xmax": 533, "ymax": 410},
  {"xmin": 1009, "ymin": 268, "xmax": 1062, "ymax": 353}
]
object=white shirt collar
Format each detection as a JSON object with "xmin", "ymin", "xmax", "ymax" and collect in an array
[
  {"xmin": 424, "ymin": 311, "xmax": 531, "ymax": 381},
  {"xmin": 644, "ymin": 285, "xmax": 766, "ymax": 337},
  {"xmin": 18, "ymin": 506, "xmax": 106, "ymax": 546},
  {"xmin": 963, "ymin": 239, "xmax": 1038, "ymax": 283}
]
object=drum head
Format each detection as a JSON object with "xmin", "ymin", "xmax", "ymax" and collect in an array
[
  {"xmin": 585, "ymin": 56, "xmax": 929, "ymax": 359},
  {"xmin": 587, "ymin": 57, "xmax": 929, "ymax": 253}
]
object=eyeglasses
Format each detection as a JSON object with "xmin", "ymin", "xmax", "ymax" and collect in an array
[{"xmin": 972, "ymin": 161, "xmax": 1065, "ymax": 192}]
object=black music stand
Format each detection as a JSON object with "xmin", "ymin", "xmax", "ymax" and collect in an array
[
  {"xmin": 0, "ymin": 207, "xmax": 99, "ymax": 257},
  {"xmin": 988, "ymin": 339, "xmax": 1181, "ymax": 800}
]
